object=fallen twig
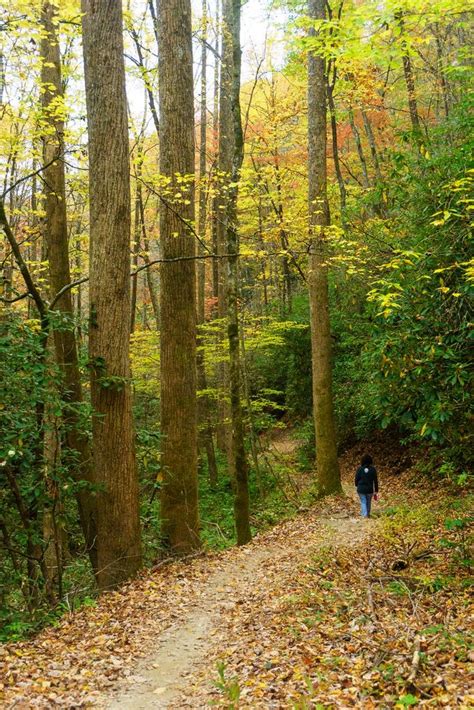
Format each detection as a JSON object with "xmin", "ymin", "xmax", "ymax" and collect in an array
[{"xmin": 408, "ymin": 634, "xmax": 421, "ymax": 683}]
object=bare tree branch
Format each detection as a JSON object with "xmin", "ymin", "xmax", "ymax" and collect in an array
[{"xmin": 0, "ymin": 199, "xmax": 46, "ymax": 318}]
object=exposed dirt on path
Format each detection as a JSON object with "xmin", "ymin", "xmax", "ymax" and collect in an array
[
  {"xmin": 103, "ymin": 516, "xmax": 369, "ymax": 709},
  {"xmin": 102, "ymin": 493, "xmax": 367, "ymax": 708},
  {"xmin": 104, "ymin": 545, "xmax": 285, "ymax": 709},
  {"xmin": 100, "ymin": 435, "xmax": 420, "ymax": 708}
]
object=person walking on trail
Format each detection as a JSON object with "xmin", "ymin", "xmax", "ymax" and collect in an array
[{"xmin": 355, "ymin": 454, "xmax": 379, "ymax": 518}]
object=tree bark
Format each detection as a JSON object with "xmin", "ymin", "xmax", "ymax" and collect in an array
[
  {"xmin": 307, "ymin": 0, "xmax": 341, "ymax": 496},
  {"xmin": 81, "ymin": 0, "xmax": 142, "ymax": 589},
  {"xmin": 224, "ymin": 0, "xmax": 252, "ymax": 544},
  {"xmin": 40, "ymin": 0, "xmax": 97, "ymax": 572},
  {"xmin": 158, "ymin": 0, "xmax": 200, "ymax": 552}
]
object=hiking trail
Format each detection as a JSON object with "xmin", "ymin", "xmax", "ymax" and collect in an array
[{"xmin": 1, "ymin": 433, "xmax": 470, "ymax": 708}]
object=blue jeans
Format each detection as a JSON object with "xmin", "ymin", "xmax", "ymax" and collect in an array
[{"xmin": 358, "ymin": 493, "xmax": 373, "ymax": 518}]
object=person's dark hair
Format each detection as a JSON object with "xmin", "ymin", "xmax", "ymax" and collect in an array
[{"xmin": 361, "ymin": 454, "xmax": 373, "ymax": 466}]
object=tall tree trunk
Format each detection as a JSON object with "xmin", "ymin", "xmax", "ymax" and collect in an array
[
  {"xmin": 211, "ymin": 0, "xmax": 221, "ymax": 308},
  {"xmin": 216, "ymin": 0, "xmax": 233, "ymax": 462},
  {"xmin": 40, "ymin": 1, "xmax": 97, "ymax": 572},
  {"xmin": 197, "ymin": 0, "xmax": 219, "ymax": 487},
  {"xmin": 307, "ymin": 0, "xmax": 341, "ymax": 496},
  {"xmin": 224, "ymin": 0, "xmax": 252, "ymax": 544},
  {"xmin": 158, "ymin": 0, "xmax": 200, "ymax": 552},
  {"xmin": 81, "ymin": 0, "xmax": 142, "ymax": 589},
  {"xmin": 198, "ymin": 0, "xmax": 208, "ymax": 325}
]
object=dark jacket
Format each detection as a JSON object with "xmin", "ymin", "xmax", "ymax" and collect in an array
[{"xmin": 355, "ymin": 465, "xmax": 378, "ymax": 495}]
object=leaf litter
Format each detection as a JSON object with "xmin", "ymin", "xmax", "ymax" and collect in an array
[{"xmin": 0, "ymin": 438, "xmax": 472, "ymax": 708}]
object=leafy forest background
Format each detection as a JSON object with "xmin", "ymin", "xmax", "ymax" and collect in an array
[{"xmin": 0, "ymin": 0, "xmax": 472, "ymax": 641}]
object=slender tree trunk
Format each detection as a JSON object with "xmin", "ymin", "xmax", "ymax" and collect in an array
[
  {"xmin": 198, "ymin": 0, "xmax": 208, "ymax": 324},
  {"xmin": 224, "ymin": 0, "xmax": 252, "ymax": 544},
  {"xmin": 28, "ymin": 161, "xmax": 39, "ymax": 319},
  {"xmin": 81, "ymin": 0, "xmax": 142, "ymax": 589},
  {"xmin": 40, "ymin": 1, "xmax": 98, "ymax": 572},
  {"xmin": 0, "ymin": 51, "xmax": 4, "ymax": 105},
  {"xmin": 307, "ymin": 0, "xmax": 341, "ymax": 496},
  {"xmin": 75, "ymin": 228, "xmax": 83, "ymax": 341},
  {"xmin": 396, "ymin": 12, "xmax": 422, "ymax": 138},
  {"xmin": 135, "ymin": 182, "xmax": 160, "ymax": 329},
  {"xmin": 211, "ymin": 0, "xmax": 228, "ymax": 462},
  {"xmin": 129, "ymin": 25, "xmax": 160, "ymax": 137},
  {"xmin": 141, "ymin": 234, "xmax": 160, "ymax": 330},
  {"xmin": 147, "ymin": 0, "xmax": 159, "ymax": 50},
  {"xmin": 42, "ymin": 338, "xmax": 63, "ymax": 604},
  {"xmin": 130, "ymin": 159, "xmax": 143, "ymax": 334},
  {"xmin": 348, "ymin": 108, "xmax": 369, "ymax": 187},
  {"xmin": 434, "ymin": 26, "xmax": 450, "ymax": 118},
  {"xmin": 197, "ymin": 342, "xmax": 219, "ymax": 488},
  {"xmin": 240, "ymin": 323, "xmax": 264, "ymax": 497},
  {"xmin": 211, "ymin": 0, "xmax": 221, "ymax": 308},
  {"xmin": 158, "ymin": 0, "xmax": 200, "ymax": 552},
  {"xmin": 1, "ymin": 148, "xmax": 15, "ymax": 307},
  {"xmin": 402, "ymin": 52, "xmax": 421, "ymax": 136},
  {"xmin": 327, "ymin": 83, "xmax": 347, "ymax": 212},
  {"xmin": 361, "ymin": 109, "xmax": 383, "ymax": 183},
  {"xmin": 273, "ymin": 149, "xmax": 292, "ymax": 315},
  {"xmin": 140, "ymin": 218, "xmax": 161, "ymax": 330},
  {"xmin": 257, "ymin": 197, "xmax": 268, "ymax": 311}
]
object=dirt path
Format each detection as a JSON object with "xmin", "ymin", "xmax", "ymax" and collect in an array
[
  {"xmin": 102, "ymin": 511, "xmax": 367, "ymax": 709},
  {"xmin": 104, "ymin": 546, "xmax": 280, "ymax": 709}
]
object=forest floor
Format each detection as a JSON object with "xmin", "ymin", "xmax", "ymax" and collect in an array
[{"xmin": 0, "ymin": 432, "xmax": 472, "ymax": 709}]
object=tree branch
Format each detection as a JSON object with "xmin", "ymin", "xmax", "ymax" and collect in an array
[
  {"xmin": 136, "ymin": 176, "xmax": 212, "ymax": 254},
  {"xmin": 0, "ymin": 199, "xmax": 46, "ymax": 318}
]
